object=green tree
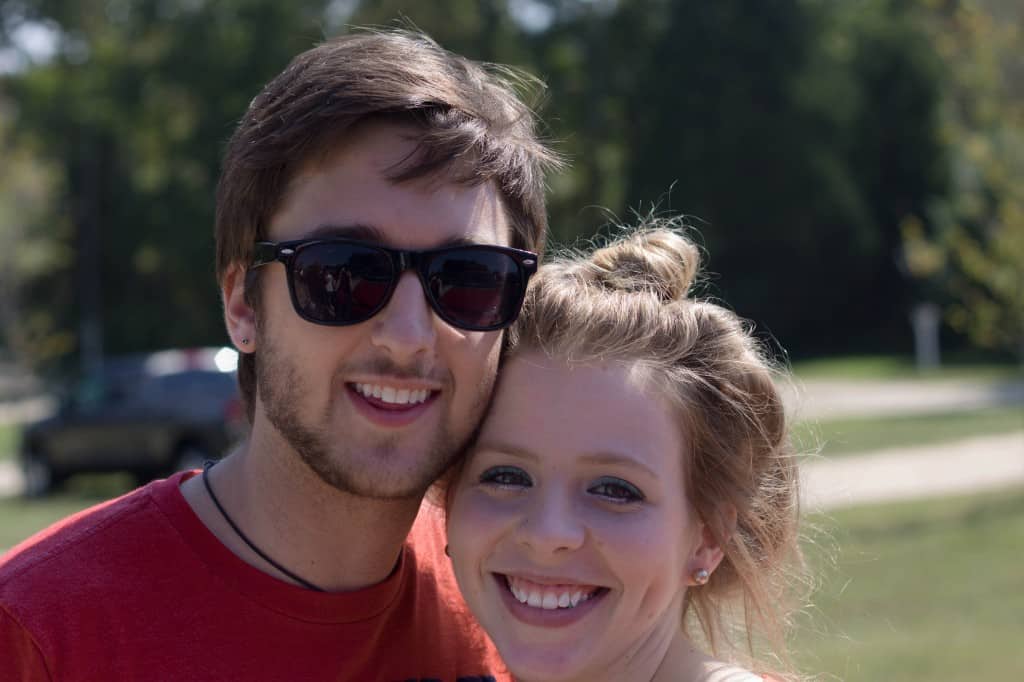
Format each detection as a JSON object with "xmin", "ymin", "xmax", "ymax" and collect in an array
[
  {"xmin": 2, "ymin": 0, "xmax": 329, "ymax": 373},
  {"xmin": 902, "ymin": 0, "xmax": 1024, "ymax": 359},
  {"xmin": 619, "ymin": 0, "xmax": 947, "ymax": 355},
  {"xmin": 0, "ymin": 0, "xmax": 957, "ymax": 367},
  {"xmin": 0, "ymin": 96, "xmax": 73, "ymax": 368}
]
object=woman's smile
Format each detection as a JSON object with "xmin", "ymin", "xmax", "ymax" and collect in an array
[
  {"xmin": 502, "ymin": 574, "xmax": 604, "ymax": 610},
  {"xmin": 447, "ymin": 352, "xmax": 697, "ymax": 680}
]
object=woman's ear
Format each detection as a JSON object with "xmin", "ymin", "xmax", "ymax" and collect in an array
[
  {"xmin": 222, "ymin": 264, "xmax": 256, "ymax": 353},
  {"xmin": 685, "ymin": 505, "xmax": 736, "ymax": 586}
]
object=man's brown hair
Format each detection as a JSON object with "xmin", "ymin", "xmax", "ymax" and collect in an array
[{"xmin": 214, "ymin": 29, "xmax": 560, "ymax": 419}]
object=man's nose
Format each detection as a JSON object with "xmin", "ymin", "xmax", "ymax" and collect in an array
[{"xmin": 369, "ymin": 271, "xmax": 437, "ymax": 360}]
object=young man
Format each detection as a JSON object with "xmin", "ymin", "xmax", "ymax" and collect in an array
[{"xmin": 0, "ymin": 30, "xmax": 558, "ymax": 680}]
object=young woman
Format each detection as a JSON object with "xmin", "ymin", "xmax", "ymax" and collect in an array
[{"xmin": 445, "ymin": 225, "xmax": 806, "ymax": 681}]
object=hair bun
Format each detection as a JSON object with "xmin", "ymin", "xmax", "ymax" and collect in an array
[{"xmin": 587, "ymin": 228, "xmax": 700, "ymax": 303}]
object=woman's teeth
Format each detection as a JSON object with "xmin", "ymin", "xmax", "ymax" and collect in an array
[
  {"xmin": 353, "ymin": 383, "xmax": 430, "ymax": 405},
  {"xmin": 505, "ymin": 575, "xmax": 598, "ymax": 610}
]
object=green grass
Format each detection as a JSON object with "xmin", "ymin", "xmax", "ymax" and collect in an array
[
  {"xmin": 4, "ymin": 481, "xmax": 1022, "ymax": 680},
  {"xmin": 0, "ymin": 474, "xmax": 136, "ymax": 552},
  {"xmin": 0, "ymin": 423, "xmax": 19, "ymax": 463},
  {"xmin": 794, "ymin": 405, "xmax": 1024, "ymax": 456},
  {"xmin": 796, "ymin": 489, "xmax": 1024, "ymax": 681},
  {"xmin": 791, "ymin": 354, "xmax": 1022, "ymax": 381}
]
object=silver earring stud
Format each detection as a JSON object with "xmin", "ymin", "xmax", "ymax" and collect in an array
[
  {"xmin": 693, "ymin": 568, "xmax": 710, "ymax": 585},
  {"xmin": 241, "ymin": 338, "xmax": 249, "ymax": 345}
]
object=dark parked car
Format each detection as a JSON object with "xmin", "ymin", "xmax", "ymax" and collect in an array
[{"xmin": 19, "ymin": 348, "xmax": 245, "ymax": 497}]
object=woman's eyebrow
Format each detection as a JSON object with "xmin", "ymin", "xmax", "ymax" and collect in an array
[
  {"xmin": 578, "ymin": 452, "xmax": 658, "ymax": 479},
  {"xmin": 473, "ymin": 441, "xmax": 540, "ymax": 462},
  {"xmin": 475, "ymin": 443, "xmax": 659, "ymax": 478}
]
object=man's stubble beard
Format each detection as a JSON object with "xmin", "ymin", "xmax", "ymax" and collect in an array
[{"xmin": 253, "ymin": 319, "xmax": 498, "ymax": 501}]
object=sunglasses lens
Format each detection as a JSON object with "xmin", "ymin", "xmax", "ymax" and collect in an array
[
  {"xmin": 425, "ymin": 249, "xmax": 525, "ymax": 329},
  {"xmin": 292, "ymin": 243, "xmax": 393, "ymax": 324}
]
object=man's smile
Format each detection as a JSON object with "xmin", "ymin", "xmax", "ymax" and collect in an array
[{"xmin": 345, "ymin": 378, "xmax": 442, "ymax": 427}]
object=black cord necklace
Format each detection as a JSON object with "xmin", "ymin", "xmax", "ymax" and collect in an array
[{"xmin": 201, "ymin": 461, "xmax": 326, "ymax": 592}]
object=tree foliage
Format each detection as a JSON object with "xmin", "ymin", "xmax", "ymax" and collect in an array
[
  {"xmin": 0, "ymin": 0, "xmax": 972, "ymax": 371},
  {"xmin": 2, "ymin": 0, "xmax": 327, "ymax": 371},
  {"xmin": 0, "ymin": 96, "xmax": 72, "ymax": 366},
  {"xmin": 901, "ymin": 0, "xmax": 1024, "ymax": 358}
]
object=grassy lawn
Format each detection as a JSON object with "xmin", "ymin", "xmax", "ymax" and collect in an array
[
  {"xmin": 791, "ymin": 354, "xmax": 1022, "ymax": 381},
  {"xmin": 0, "ymin": 422, "xmax": 19, "ymax": 463},
  {"xmin": 0, "ymin": 475, "xmax": 136, "ymax": 552},
  {"xmin": 794, "ymin": 405, "xmax": 1024, "ymax": 456},
  {"xmin": 3, "ymin": 479, "xmax": 1022, "ymax": 681},
  {"xmin": 796, "ymin": 489, "xmax": 1024, "ymax": 681}
]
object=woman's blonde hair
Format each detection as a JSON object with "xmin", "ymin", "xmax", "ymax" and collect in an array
[{"xmin": 507, "ymin": 221, "xmax": 807, "ymax": 676}]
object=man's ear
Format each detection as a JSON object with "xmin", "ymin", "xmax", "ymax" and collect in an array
[{"xmin": 222, "ymin": 264, "xmax": 256, "ymax": 353}]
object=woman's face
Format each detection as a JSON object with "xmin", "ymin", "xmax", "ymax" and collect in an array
[{"xmin": 447, "ymin": 351, "xmax": 707, "ymax": 681}]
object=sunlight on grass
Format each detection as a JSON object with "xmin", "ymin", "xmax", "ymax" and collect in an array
[
  {"xmin": 792, "ymin": 354, "xmax": 1022, "ymax": 381},
  {"xmin": 0, "ymin": 423, "xmax": 19, "ymax": 462},
  {"xmin": 796, "ymin": 490, "xmax": 1024, "ymax": 681},
  {"xmin": 794, "ymin": 406, "xmax": 1024, "ymax": 456},
  {"xmin": 0, "ymin": 474, "xmax": 137, "ymax": 552}
]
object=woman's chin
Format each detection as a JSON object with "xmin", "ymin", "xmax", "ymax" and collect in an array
[
  {"xmin": 479, "ymin": 572, "xmax": 613, "ymax": 680},
  {"xmin": 496, "ymin": 643, "xmax": 591, "ymax": 682}
]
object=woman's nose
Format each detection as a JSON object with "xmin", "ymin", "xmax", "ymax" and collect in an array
[{"xmin": 514, "ymin": 490, "xmax": 586, "ymax": 555}]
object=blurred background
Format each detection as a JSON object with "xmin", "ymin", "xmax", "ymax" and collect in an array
[{"xmin": 0, "ymin": 0, "xmax": 1021, "ymax": 679}]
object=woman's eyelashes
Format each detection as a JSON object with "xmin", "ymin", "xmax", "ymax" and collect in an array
[
  {"xmin": 478, "ymin": 465, "xmax": 645, "ymax": 504},
  {"xmin": 588, "ymin": 476, "xmax": 646, "ymax": 504},
  {"xmin": 479, "ymin": 465, "xmax": 533, "ymax": 489}
]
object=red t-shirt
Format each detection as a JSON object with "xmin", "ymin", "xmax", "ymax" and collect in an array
[{"xmin": 0, "ymin": 471, "xmax": 508, "ymax": 681}]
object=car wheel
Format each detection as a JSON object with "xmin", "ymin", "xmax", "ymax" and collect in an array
[
  {"xmin": 173, "ymin": 446, "xmax": 213, "ymax": 473},
  {"xmin": 21, "ymin": 450, "xmax": 56, "ymax": 498}
]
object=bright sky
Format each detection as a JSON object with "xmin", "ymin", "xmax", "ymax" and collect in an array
[{"xmin": 0, "ymin": 19, "xmax": 61, "ymax": 75}]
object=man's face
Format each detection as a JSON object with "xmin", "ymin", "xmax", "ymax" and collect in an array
[{"xmin": 251, "ymin": 122, "xmax": 511, "ymax": 499}]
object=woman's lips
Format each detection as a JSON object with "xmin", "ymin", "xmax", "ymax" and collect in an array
[
  {"xmin": 505, "ymin": 574, "xmax": 601, "ymax": 609},
  {"xmin": 493, "ymin": 573, "xmax": 609, "ymax": 628}
]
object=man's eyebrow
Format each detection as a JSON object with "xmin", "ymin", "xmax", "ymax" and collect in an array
[
  {"xmin": 305, "ymin": 224, "xmax": 491, "ymax": 249},
  {"xmin": 435, "ymin": 235, "xmax": 488, "ymax": 248},
  {"xmin": 306, "ymin": 223, "xmax": 384, "ymax": 242}
]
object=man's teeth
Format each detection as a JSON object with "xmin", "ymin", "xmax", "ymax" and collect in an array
[
  {"xmin": 505, "ymin": 575, "xmax": 598, "ymax": 610},
  {"xmin": 354, "ymin": 383, "xmax": 430, "ymax": 405}
]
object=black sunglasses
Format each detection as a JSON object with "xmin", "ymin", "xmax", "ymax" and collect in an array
[{"xmin": 250, "ymin": 238, "xmax": 538, "ymax": 331}]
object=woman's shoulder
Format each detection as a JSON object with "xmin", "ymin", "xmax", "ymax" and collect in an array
[{"xmin": 702, "ymin": 664, "xmax": 779, "ymax": 682}]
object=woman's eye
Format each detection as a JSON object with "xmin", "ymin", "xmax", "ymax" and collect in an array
[
  {"xmin": 589, "ymin": 477, "xmax": 645, "ymax": 504},
  {"xmin": 479, "ymin": 466, "xmax": 532, "ymax": 489}
]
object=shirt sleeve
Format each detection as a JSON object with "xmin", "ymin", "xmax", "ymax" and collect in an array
[{"xmin": 0, "ymin": 605, "xmax": 53, "ymax": 682}]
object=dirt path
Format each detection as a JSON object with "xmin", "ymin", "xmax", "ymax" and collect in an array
[
  {"xmin": 783, "ymin": 377, "xmax": 1024, "ymax": 420},
  {"xmin": 1, "ymin": 378, "xmax": 1021, "ymax": 505},
  {"xmin": 0, "ymin": 461, "xmax": 18, "ymax": 498},
  {"xmin": 0, "ymin": 396, "xmax": 54, "ymax": 426},
  {"xmin": 801, "ymin": 430, "xmax": 1024, "ymax": 510},
  {"xmin": 2, "ymin": 431, "xmax": 1021, "ymax": 507}
]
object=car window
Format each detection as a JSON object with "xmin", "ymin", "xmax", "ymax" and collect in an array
[
  {"xmin": 155, "ymin": 371, "xmax": 236, "ymax": 398},
  {"xmin": 72, "ymin": 373, "xmax": 140, "ymax": 413},
  {"xmin": 135, "ymin": 371, "xmax": 238, "ymax": 414}
]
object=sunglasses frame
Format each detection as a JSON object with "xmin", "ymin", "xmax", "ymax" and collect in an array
[{"xmin": 250, "ymin": 238, "xmax": 539, "ymax": 331}]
